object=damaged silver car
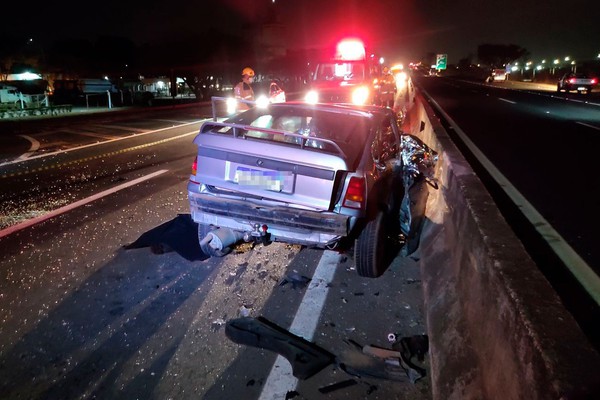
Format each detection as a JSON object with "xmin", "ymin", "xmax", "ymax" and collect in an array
[{"xmin": 187, "ymin": 98, "xmax": 436, "ymax": 277}]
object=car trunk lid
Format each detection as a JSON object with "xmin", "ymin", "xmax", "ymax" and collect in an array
[{"xmin": 192, "ymin": 133, "xmax": 349, "ymax": 211}]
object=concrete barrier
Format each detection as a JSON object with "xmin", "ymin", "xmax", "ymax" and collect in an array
[{"xmin": 403, "ymin": 89, "xmax": 600, "ymax": 399}]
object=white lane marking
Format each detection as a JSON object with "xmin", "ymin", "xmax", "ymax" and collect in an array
[
  {"xmin": 575, "ymin": 121, "xmax": 600, "ymax": 131},
  {"xmin": 422, "ymin": 90, "xmax": 600, "ymax": 305},
  {"xmin": 5, "ymin": 119, "xmax": 208, "ymax": 166},
  {"xmin": 0, "ymin": 169, "xmax": 168, "ymax": 239},
  {"xmin": 259, "ymin": 250, "xmax": 340, "ymax": 400},
  {"xmin": 4, "ymin": 129, "xmax": 200, "ymax": 167},
  {"xmin": 498, "ymin": 97, "xmax": 516, "ymax": 104},
  {"xmin": 16, "ymin": 135, "xmax": 40, "ymax": 160}
]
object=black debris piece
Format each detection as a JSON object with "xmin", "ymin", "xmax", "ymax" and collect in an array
[
  {"xmin": 285, "ymin": 390, "xmax": 300, "ymax": 399},
  {"xmin": 318, "ymin": 379, "xmax": 358, "ymax": 394},
  {"xmin": 124, "ymin": 213, "xmax": 209, "ymax": 261},
  {"xmin": 246, "ymin": 379, "xmax": 255, "ymax": 386},
  {"xmin": 279, "ymin": 272, "xmax": 311, "ymax": 289},
  {"xmin": 225, "ymin": 316, "xmax": 335, "ymax": 380},
  {"xmin": 344, "ymin": 339, "xmax": 364, "ymax": 350},
  {"xmin": 366, "ymin": 384, "xmax": 378, "ymax": 394},
  {"xmin": 397, "ymin": 334, "xmax": 429, "ymax": 362}
]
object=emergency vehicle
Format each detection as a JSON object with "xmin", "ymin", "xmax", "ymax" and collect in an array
[{"xmin": 304, "ymin": 39, "xmax": 396, "ymax": 107}]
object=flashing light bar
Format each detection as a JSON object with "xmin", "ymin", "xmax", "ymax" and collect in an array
[{"xmin": 335, "ymin": 39, "xmax": 366, "ymax": 61}]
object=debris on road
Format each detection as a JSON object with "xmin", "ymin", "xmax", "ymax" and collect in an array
[
  {"xmin": 362, "ymin": 334, "xmax": 429, "ymax": 383},
  {"xmin": 318, "ymin": 378, "xmax": 358, "ymax": 393},
  {"xmin": 225, "ymin": 316, "xmax": 429, "ymax": 388},
  {"xmin": 225, "ymin": 316, "xmax": 335, "ymax": 379},
  {"xmin": 279, "ymin": 271, "xmax": 311, "ymax": 289}
]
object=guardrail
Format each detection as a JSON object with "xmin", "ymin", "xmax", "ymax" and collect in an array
[{"xmin": 405, "ymin": 89, "xmax": 600, "ymax": 398}]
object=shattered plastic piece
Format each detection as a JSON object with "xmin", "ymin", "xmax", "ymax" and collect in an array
[
  {"xmin": 318, "ymin": 379, "xmax": 358, "ymax": 393},
  {"xmin": 225, "ymin": 316, "xmax": 335, "ymax": 379},
  {"xmin": 239, "ymin": 305, "xmax": 251, "ymax": 317}
]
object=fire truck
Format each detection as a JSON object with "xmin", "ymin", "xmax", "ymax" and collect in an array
[{"xmin": 304, "ymin": 38, "xmax": 396, "ymax": 107}]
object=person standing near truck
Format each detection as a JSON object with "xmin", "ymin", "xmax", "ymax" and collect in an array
[{"xmin": 234, "ymin": 67, "xmax": 255, "ymax": 110}]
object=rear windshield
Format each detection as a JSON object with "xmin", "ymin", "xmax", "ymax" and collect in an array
[{"xmin": 213, "ymin": 107, "xmax": 372, "ymax": 162}]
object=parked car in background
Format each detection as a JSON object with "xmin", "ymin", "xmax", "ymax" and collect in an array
[
  {"xmin": 557, "ymin": 72, "xmax": 598, "ymax": 94},
  {"xmin": 188, "ymin": 98, "xmax": 430, "ymax": 277}
]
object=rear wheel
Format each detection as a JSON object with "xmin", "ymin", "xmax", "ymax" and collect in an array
[{"xmin": 354, "ymin": 211, "xmax": 389, "ymax": 278}]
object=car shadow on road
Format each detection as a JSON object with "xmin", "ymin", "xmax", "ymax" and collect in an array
[
  {"xmin": 0, "ymin": 236, "xmax": 217, "ymax": 399},
  {"xmin": 124, "ymin": 213, "xmax": 209, "ymax": 261}
]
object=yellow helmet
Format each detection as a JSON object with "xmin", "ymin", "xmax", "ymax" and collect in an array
[{"xmin": 242, "ymin": 67, "xmax": 255, "ymax": 77}]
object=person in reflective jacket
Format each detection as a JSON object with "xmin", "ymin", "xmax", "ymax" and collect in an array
[{"xmin": 234, "ymin": 67, "xmax": 255, "ymax": 110}]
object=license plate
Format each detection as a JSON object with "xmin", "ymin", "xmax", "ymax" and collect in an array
[
  {"xmin": 234, "ymin": 167, "xmax": 293, "ymax": 192},
  {"xmin": 578, "ymin": 86, "xmax": 587, "ymax": 91}
]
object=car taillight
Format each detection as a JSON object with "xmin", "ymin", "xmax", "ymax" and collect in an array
[
  {"xmin": 191, "ymin": 157, "xmax": 197, "ymax": 176},
  {"xmin": 592, "ymin": 78, "xmax": 598, "ymax": 85},
  {"xmin": 343, "ymin": 177, "xmax": 365, "ymax": 209},
  {"xmin": 568, "ymin": 78, "xmax": 576, "ymax": 84}
]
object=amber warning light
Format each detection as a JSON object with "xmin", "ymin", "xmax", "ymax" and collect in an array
[{"xmin": 335, "ymin": 39, "xmax": 366, "ymax": 61}]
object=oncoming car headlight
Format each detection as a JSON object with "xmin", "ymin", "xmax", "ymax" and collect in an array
[
  {"xmin": 305, "ymin": 90, "xmax": 319, "ymax": 104},
  {"xmin": 226, "ymin": 97, "xmax": 237, "ymax": 114},
  {"xmin": 352, "ymin": 86, "xmax": 369, "ymax": 105}
]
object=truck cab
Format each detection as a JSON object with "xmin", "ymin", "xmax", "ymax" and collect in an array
[
  {"xmin": 304, "ymin": 39, "xmax": 395, "ymax": 107},
  {"xmin": 0, "ymin": 85, "xmax": 29, "ymax": 107}
]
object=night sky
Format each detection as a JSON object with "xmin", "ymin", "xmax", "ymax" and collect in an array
[{"xmin": 4, "ymin": 0, "xmax": 600, "ymax": 65}]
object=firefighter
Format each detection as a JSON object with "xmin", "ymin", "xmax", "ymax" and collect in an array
[{"xmin": 234, "ymin": 67, "xmax": 255, "ymax": 110}]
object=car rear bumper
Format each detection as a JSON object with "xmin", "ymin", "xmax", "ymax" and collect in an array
[{"xmin": 188, "ymin": 191, "xmax": 353, "ymax": 247}]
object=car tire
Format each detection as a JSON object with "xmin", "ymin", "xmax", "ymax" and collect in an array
[{"xmin": 354, "ymin": 211, "xmax": 389, "ymax": 278}]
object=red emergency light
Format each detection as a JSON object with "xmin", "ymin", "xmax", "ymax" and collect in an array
[{"xmin": 335, "ymin": 39, "xmax": 366, "ymax": 61}]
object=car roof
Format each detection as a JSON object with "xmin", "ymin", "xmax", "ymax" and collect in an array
[{"xmin": 270, "ymin": 101, "xmax": 393, "ymax": 119}]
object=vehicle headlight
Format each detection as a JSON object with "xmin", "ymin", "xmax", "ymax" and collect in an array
[
  {"xmin": 226, "ymin": 97, "xmax": 237, "ymax": 114},
  {"xmin": 305, "ymin": 90, "xmax": 319, "ymax": 104},
  {"xmin": 256, "ymin": 94, "xmax": 269, "ymax": 108},
  {"xmin": 352, "ymin": 86, "xmax": 369, "ymax": 105}
]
